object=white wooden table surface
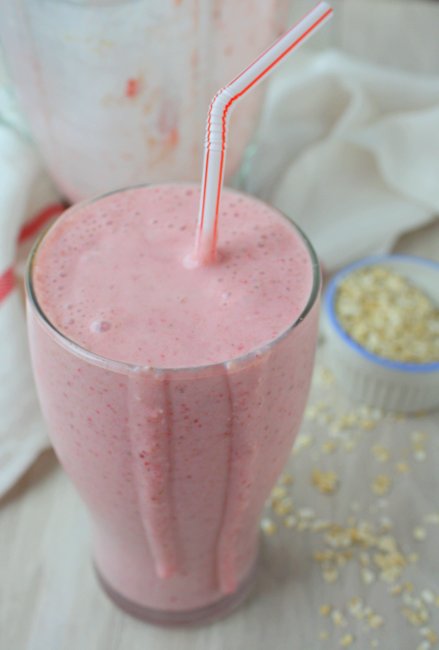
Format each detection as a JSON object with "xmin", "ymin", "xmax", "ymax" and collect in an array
[{"xmin": 2, "ymin": 1, "xmax": 439, "ymax": 649}]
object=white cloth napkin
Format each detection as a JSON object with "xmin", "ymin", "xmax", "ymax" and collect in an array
[
  {"xmin": 244, "ymin": 50, "xmax": 439, "ymax": 269},
  {"xmin": 1, "ymin": 49, "xmax": 439, "ymax": 496},
  {"xmin": 0, "ymin": 84, "xmax": 61, "ymax": 497}
]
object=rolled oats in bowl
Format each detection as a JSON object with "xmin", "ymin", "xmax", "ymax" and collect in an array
[{"xmin": 323, "ymin": 255, "xmax": 439, "ymax": 413}]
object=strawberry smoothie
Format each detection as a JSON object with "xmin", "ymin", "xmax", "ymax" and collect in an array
[
  {"xmin": 0, "ymin": 0, "xmax": 289, "ymax": 201},
  {"xmin": 26, "ymin": 184, "xmax": 320, "ymax": 623}
]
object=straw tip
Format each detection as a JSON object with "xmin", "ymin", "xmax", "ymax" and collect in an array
[
  {"xmin": 183, "ymin": 252, "xmax": 201, "ymax": 269},
  {"xmin": 319, "ymin": 1, "xmax": 334, "ymax": 15}
]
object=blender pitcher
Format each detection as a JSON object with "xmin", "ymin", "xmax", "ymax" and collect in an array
[{"xmin": 0, "ymin": 0, "xmax": 289, "ymax": 201}]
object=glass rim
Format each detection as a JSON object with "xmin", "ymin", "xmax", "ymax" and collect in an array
[{"xmin": 25, "ymin": 182, "xmax": 321, "ymax": 376}]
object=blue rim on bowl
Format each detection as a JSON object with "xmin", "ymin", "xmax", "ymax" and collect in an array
[{"xmin": 324, "ymin": 254, "xmax": 439, "ymax": 374}]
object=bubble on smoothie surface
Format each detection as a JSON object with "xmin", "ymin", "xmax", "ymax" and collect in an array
[{"xmin": 91, "ymin": 320, "xmax": 112, "ymax": 333}]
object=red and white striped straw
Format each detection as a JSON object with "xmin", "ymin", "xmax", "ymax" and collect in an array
[{"xmin": 194, "ymin": 1, "xmax": 333, "ymax": 264}]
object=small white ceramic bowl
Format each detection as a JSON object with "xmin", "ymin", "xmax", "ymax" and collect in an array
[{"xmin": 323, "ymin": 254, "xmax": 439, "ymax": 413}]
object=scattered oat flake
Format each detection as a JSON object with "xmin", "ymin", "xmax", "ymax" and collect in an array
[
  {"xmin": 299, "ymin": 507, "xmax": 315, "ymax": 519},
  {"xmin": 338, "ymin": 413, "xmax": 358, "ymax": 429},
  {"xmin": 320, "ymin": 604, "xmax": 332, "ymax": 617},
  {"xmin": 332, "ymin": 610, "xmax": 347, "ymax": 627},
  {"xmin": 272, "ymin": 497, "xmax": 294, "ymax": 517},
  {"xmin": 416, "ymin": 642, "xmax": 431, "ymax": 650},
  {"xmin": 360, "ymin": 419, "xmax": 376, "ymax": 431},
  {"xmin": 319, "ymin": 630, "xmax": 329, "ymax": 641},
  {"xmin": 421, "ymin": 628, "xmax": 438, "ymax": 645},
  {"xmin": 348, "ymin": 596, "xmax": 362, "ymax": 613},
  {"xmin": 396, "ymin": 461, "xmax": 410, "ymax": 473},
  {"xmin": 318, "ymin": 367, "xmax": 335, "ymax": 385},
  {"xmin": 421, "ymin": 590, "xmax": 435, "ymax": 605},
  {"xmin": 402, "ymin": 607, "xmax": 430, "ymax": 626},
  {"xmin": 381, "ymin": 568, "xmax": 402, "ymax": 584},
  {"xmin": 389, "ymin": 584, "xmax": 404, "ymax": 596},
  {"xmin": 261, "ymin": 518, "xmax": 277, "ymax": 536},
  {"xmin": 413, "ymin": 527, "xmax": 427, "ymax": 541},
  {"xmin": 368, "ymin": 614, "xmax": 384, "ymax": 629},
  {"xmin": 340, "ymin": 633, "xmax": 355, "ymax": 647},
  {"xmin": 362, "ymin": 568, "xmax": 375, "ymax": 585},
  {"xmin": 372, "ymin": 475, "xmax": 392, "ymax": 496},
  {"xmin": 372, "ymin": 445, "xmax": 390, "ymax": 462},
  {"xmin": 294, "ymin": 433, "xmax": 313, "ymax": 453},
  {"xmin": 412, "ymin": 431, "xmax": 428, "ymax": 444},
  {"xmin": 315, "ymin": 549, "xmax": 335, "ymax": 564},
  {"xmin": 313, "ymin": 519, "xmax": 332, "ymax": 532},
  {"xmin": 374, "ymin": 546, "xmax": 406, "ymax": 583},
  {"xmin": 379, "ymin": 515, "xmax": 393, "ymax": 531},
  {"xmin": 271, "ymin": 486, "xmax": 287, "ymax": 500},
  {"xmin": 323, "ymin": 567, "xmax": 339, "ymax": 583},
  {"xmin": 402, "ymin": 607, "xmax": 419, "ymax": 626},
  {"xmin": 305, "ymin": 406, "xmax": 317, "ymax": 420},
  {"xmin": 377, "ymin": 535, "xmax": 398, "ymax": 553},
  {"xmin": 312, "ymin": 469, "xmax": 339, "ymax": 494},
  {"xmin": 421, "ymin": 611, "xmax": 430, "ymax": 624},
  {"xmin": 280, "ymin": 473, "xmax": 294, "ymax": 485},
  {"xmin": 322, "ymin": 440, "xmax": 338, "ymax": 454},
  {"xmin": 283, "ymin": 515, "xmax": 297, "ymax": 529},
  {"xmin": 404, "ymin": 594, "xmax": 423, "ymax": 609}
]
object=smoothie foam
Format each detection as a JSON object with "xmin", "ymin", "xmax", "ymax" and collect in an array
[
  {"xmin": 28, "ymin": 185, "xmax": 319, "ymax": 613},
  {"xmin": 33, "ymin": 185, "xmax": 313, "ymax": 367}
]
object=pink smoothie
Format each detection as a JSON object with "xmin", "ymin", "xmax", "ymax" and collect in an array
[{"xmin": 28, "ymin": 185, "xmax": 319, "ymax": 616}]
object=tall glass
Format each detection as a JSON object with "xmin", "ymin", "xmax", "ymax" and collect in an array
[
  {"xmin": 25, "ymin": 185, "xmax": 320, "ymax": 625},
  {"xmin": 0, "ymin": 0, "xmax": 288, "ymax": 201}
]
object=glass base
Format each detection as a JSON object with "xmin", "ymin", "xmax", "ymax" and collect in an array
[{"xmin": 95, "ymin": 562, "xmax": 257, "ymax": 627}]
